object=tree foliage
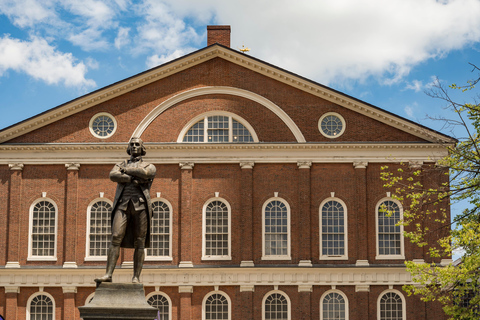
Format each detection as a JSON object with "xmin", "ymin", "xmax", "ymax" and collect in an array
[{"xmin": 381, "ymin": 64, "xmax": 480, "ymax": 319}]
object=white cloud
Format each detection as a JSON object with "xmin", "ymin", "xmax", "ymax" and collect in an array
[
  {"xmin": 405, "ymin": 80, "xmax": 424, "ymax": 92},
  {"xmin": 0, "ymin": 0, "xmax": 58, "ymax": 28},
  {"xmin": 0, "ymin": 35, "xmax": 96, "ymax": 88},
  {"xmin": 150, "ymin": 0, "xmax": 480, "ymax": 85},
  {"xmin": 404, "ymin": 106, "xmax": 414, "ymax": 118},
  {"xmin": 146, "ymin": 48, "xmax": 192, "ymax": 68},
  {"xmin": 114, "ymin": 27, "xmax": 130, "ymax": 49}
]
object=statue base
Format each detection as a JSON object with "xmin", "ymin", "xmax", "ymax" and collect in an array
[{"xmin": 78, "ymin": 283, "xmax": 158, "ymax": 320}]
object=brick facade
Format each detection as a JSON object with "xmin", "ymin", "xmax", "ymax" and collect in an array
[{"xmin": 0, "ymin": 26, "xmax": 453, "ymax": 319}]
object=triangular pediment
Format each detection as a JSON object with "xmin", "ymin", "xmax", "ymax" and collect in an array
[{"xmin": 0, "ymin": 44, "xmax": 454, "ymax": 144}]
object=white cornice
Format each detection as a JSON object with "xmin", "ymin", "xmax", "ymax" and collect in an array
[
  {"xmin": 0, "ymin": 143, "xmax": 449, "ymax": 165},
  {"xmin": 0, "ymin": 266, "xmax": 413, "ymax": 288},
  {"xmin": 0, "ymin": 45, "xmax": 454, "ymax": 144}
]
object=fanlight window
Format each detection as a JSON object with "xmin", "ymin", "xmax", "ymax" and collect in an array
[
  {"xmin": 183, "ymin": 115, "xmax": 254, "ymax": 143},
  {"xmin": 147, "ymin": 294, "xmax": 170, "ymax": 320}
]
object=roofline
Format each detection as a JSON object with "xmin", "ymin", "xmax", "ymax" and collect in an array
[{"xmin": 0, "ymin": 44, "xmax": 456, "ymax": 144}]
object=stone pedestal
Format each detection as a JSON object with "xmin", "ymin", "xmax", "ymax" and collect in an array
[{"xmin": 78, "ymin": 283, "xmax": 158, "ymax": 320}]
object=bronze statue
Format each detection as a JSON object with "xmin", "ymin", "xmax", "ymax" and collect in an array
[{"xmin": 95, "ymin": 137, "xmax": 156, "ymax": 284}]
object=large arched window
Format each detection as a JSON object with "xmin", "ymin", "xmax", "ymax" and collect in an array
[
  {"xmin": 262, "ymin": 198, "xmax": 291, "ymax": 260},
  {"xmin": 147, "ymin": 292, "xmax": 171, "ymax": 320},
  {"xmin": 27, "ymin": 292, "xmax": 55, "ymax": 320},
  {"xmin": 377, "ymin": 290, "xmax": 405, "ymax": 320},
  {"xmin": 85, "ymin": 199, "xmax": 113, "ymax": 260},
  {"xmin": 28, "ymin": 198, "xmax": 58, "ymax": 260},
  {"xmin": 376, "ymin": 198, "xmax": 404, "ymax": 259},
  {"xmin": 263, "ymin": 291, "xmax": 290, "ymax": 320},
  {"xmin": 320, "ymin": 198, "xmax": 348, "ymax": 260},
  {"xmin": 203, "ymin": 291, "xmax": 231, "ymax": 320},
  {"xmin": 146, "ymin": 199, "xmax": 173, "ymax": 260},
  {"xmin": 203, "ymin": 199, "xmax": 231, "ymax": 260},
  {"xmin": 320, "ymin": 290, "xmax": 349, "ymax": 320},
  {"xmin": 178, "ymin": 112, "xmax": 258, "ymax": 143}
]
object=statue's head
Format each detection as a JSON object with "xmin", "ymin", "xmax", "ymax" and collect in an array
[{"xmin": 127, "ymin": 137, "xmax": 146, "ymax": 156}]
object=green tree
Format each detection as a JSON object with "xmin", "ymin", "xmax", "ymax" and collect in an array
[{"xmin": 381, "ymin": 64, "xmax": 480, "ymax": 319}]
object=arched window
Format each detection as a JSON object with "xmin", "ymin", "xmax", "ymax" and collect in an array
[
  {"xmin": 203, "ymin": 199, "xmax": 231, "ymax": 260},
  {"xmin": 376, "ymin": 199, "xmax": 404, "ymax": 259},
  {"xmin": 320, "ymin": 199, "xmax": 348, "ymax": 260},
  {"xmin": 86, "ymin": 199, "xmax": 113, "ymax": 260},
  {"xmin": 320, "ymin": 290, "xmax": 349, "ymax": 320},
  {"xmin": 262, "ymin": 198, "xmax": 291, "ymax": 260},
  {"xmin": 28, "ymin": 199, "xmax": 57, "ymax": 260},
  {"xmin": 147, "ymin": 293, "xmax": 171, "ymax": 320},
  {"xmin": 263, "ymin": 291, "xmax": 290, "ymax": 320},
  {"xmin": 203, "ymin": 292, "xmax": 231, "ymax": 320},
  {"xmin": 147, "ymin": 199, "xmax": 173, "ymax": 260},
  {"xmin": 178, "ymin": 112, "xmax": 258, "ymax": 143},
  {"xmin": 378, "ymin": 290, "xmax": 405, "ymax": 320},
  {"xmin": 27, "ymin": 293, "xmax": 55, "ymax": 320}
]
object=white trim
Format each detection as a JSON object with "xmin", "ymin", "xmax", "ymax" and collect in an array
[
  {"xmin": 26, "ymin": 291, "xmax": 56, "ymax": 320},
  {"xmin": 375, "ymin": 198, "xmax": 405, "ymax": 260},
  {"xmin": 0, "ymin": 266, "xmax": 415, "ymax": 287},
  {"xmin": 28, "ymin": 198, "xmax": 58, "ymax": 261},
  {"xmin": 202, "ymin": 197, "xmax": 232, "ymax": 261},
  {"xmin": 132, "ymin": 86, "xmax": 306, "ymax": 142},
  {"xmin": 85, "ymin": 292, "xmax": 95, "ymax": 305},
  {"xmin": 320, "ymin": 289, "xmax": 350, "ymax": 320},
  {"xmin": 377, "ymin": 289, "xmax": 406, "ymax": 320},
  {"xmin": 145, "ymin": 198, "xmax": 173, "ymax": 261},
  {"xmin": 88, "ymin": 112, "xmax": 117, "ymax": 139},
  {"xmin": 262, "ymin": 290, "xmax": 291, "ymax": 320},
  {"xmin": 177, "ymin": 111, "xmax": 260, "ymax": 143},
  {"xmin": 318, "ymin": 112, "xmax": 346, "ymax": 139},
  {"xmin": 202, "ymin": 290, "xmax": 232, "ymax": 320},
  {"xmin": 85, "ymin": 198, "xmax": 113, "ymax": 261},
  {"xmin": 262, "ymin": 197, "xmax": 291, "ymax": 260},
  {"xmin": 319, "ymin": 198, "xmax": 348, "ymax": 260},
  {"xmin": 146, "ymin": 291, "xmax": 172, "ymax": 320}
]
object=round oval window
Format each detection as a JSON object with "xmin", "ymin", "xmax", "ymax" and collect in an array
[
  {"xmin": 319, "ymin": 113, "xmax": 345, "ymax": 138},
  {"xmin": 89, "ymin": 113, "xmax": 117, "ymax": 138}
]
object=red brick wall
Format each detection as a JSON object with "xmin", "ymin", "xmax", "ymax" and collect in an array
[{"xmin": 8, "ymin": 59, "xmax": 427, "ymax": 144}]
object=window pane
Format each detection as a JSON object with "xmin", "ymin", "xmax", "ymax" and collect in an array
[
  {"xmin": 380, "ymin": 292, "xmax": 403, "ymax": 320},
  {"xmin": 205, "ymin": 201, "xmax": 229, "ymax": 257},
  {"xmin": 30, "ymin": 294, "xmax": 54, "ymax": 320},
  {"xmin": 378, "ymin": 201, "xmax": 401, "ymax": 255},
  {"xmin": 205, "ymin": 294, "xmax": 229, "ymax": 320},
  {"xmin": 264, "ymin": 201, "xmax": 288, "ymax": 256},
  {"xmin": 322, "ymin": 292, "xmax": 346, "ymax": 320},
  {"xmin": 265, "ymin": 293, "xmax": 288, "ymax": 320},
  {"xmin": 321, "ymin": 201, "xmax": 345, "ymax": 256},
  {"xmin": 89, "ymin": 201, "xmax": 112, "ymax": 257},
  {"xmin": 183, "ymin": 120, "xmax": 205, "ymax": 142},
  {"xmin": 147, "ymin": 201, "xmax": 171, "ymax": 257},
  {"xmin": 147, "ymin": 294, "xmax": 170, "ymax": 320},
  {"xmin": 31, "ymin": 201, "xmax": 56, "ymax": 257}
]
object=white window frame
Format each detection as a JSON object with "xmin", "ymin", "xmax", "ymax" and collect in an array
[
  {"xmin": 28, "ymin": 198, "xmax": 58, "ymax": 261},
  {"xmin": 377, "ymin": 289, "xmax": 406, "ymax": 320},
  {"xmin": 320, "ymin": 289, "xmax": 349, "ymax": 320},
  {"xmin": 177, "ymin": 111, "xmax": 259, "ymax": 143},
  {"xmin": 26, "ymin": 292, "xmax": 56, "ymax": 320},
  {"xmin": 202, "ymin": 290, "xmax": 231, "ymax": 320},
  {"xmin": 202, "ymin": 197, "xmax": 232, "ymax": 261},
  {"xmin": 146, "ymin": 198, "xmax": 173, "ymax": 261},
  {"xmin": 89, "ymin": 112, "xmax": 117, "ymax": 139},
  {"xmin": 375, "ymin": 197, "xmax": 405, "ymax": 260},
  {"xmin": 85, "ymin": 292, "xmax": 95, "ymax": 305},
  {"xmin": 262, "ymin": 290, "xmax": 291, "ymax": 320},
  {"xmin": 85, "ymin": 198, "xmax": 113, "ymax": 261},
  {"xmin": 318, "ymin": 112, "xmax": 346, "ymax": 138},
  {"xmin": 262, "ymin": 197, "xmax": 291, "ymax": 260},
  {"xmin": 319, "ymin": 198, "xmax": 348, "ymax": 260},
  {"xmin": 146, "ymin": 291, "xmax": 172, "ymax": 320}
]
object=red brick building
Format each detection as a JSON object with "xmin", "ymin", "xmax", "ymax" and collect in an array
[{"xmin": 0, "ymin": 25, "xmax": 453, "ymax": 320}]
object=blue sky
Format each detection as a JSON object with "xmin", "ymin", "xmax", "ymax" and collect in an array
[{"xmin": 0, "ymin": 0, "xmax": 479, "ymax": 223}]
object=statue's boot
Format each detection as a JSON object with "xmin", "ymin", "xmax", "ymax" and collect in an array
[
  {"xmin": 132, "ymin": 248, "xmax": 145, "ymax": 283},
  {"xmin": 94, "ymin": 245, "xmax": 120, "ymax": 283}
]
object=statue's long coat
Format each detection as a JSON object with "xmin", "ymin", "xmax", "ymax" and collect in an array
[{"xmin": 110, "ymin": 160, "xmax": 156, "ymax": 248}]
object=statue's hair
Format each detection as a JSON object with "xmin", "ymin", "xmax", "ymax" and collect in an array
[{"xmin": 127, "ymin": 137, "xmax": 146, "ymax": 156}]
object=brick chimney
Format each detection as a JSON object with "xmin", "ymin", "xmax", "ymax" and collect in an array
[{"xmin": 207, "ymin": 25, "xmax": 231, "ymax": 47}]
